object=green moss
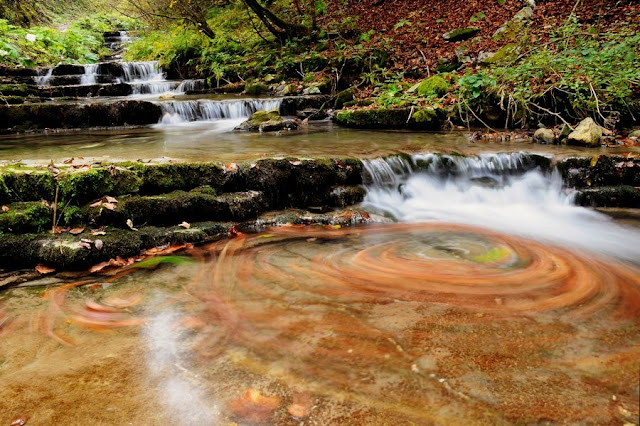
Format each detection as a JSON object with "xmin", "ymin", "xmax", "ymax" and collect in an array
[
  {"xmin": 245, "ymin": 83, "xmax": 269, "ymax": 95},
  {"xmin": 335, "ymin": 107, "xmax": 445, "ymax": 130},
  {"xmin": 59, "ymin": 168, "xmax": 141, "ymax": 201},
  {"xmin": 0, "ymin": 202, "xmax": 50, "ymax": 233},
  {"xmin": 62, "ymin": 205, "xmax": 83, "ymax": 226},
  {"xmin": 0, "ymin": 171, "xmax": 56, "ymax": 202},
  {"xmin": 416, "ymin": 76, "xmax": 450, "ymax": 97},
  {"xmin": 442, "ymin": 27, "xmax": 480, "ymax": 42},
  {"xmin": 334, "ymin": 88, "xmax": 355, "ymax": 109},
  {"xmin": 138, "ymin": 163, "xmax": 226, "ymax": 194},
  {"xmin": 483, "ymin": 43, "xmax": 519, "ymax": 64},
  {"xmin": 0, "ymin": 84, "xmax": 31, "ymax": 97}
]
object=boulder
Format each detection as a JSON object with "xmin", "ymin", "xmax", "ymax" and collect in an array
[
  {"xmin": 533, "ymin": 128, "xmax": 556, "ymax": 144},
  {"xmin": 334, "ymin": 88, "xmax": 355, "ymax": 109},
  {"xmin": 411, "ymin": 75, "xmax": 450, "ymax": 97},
  {"xmin": 303, "ymin": 85, "xmax": 322, "ymax": 95},
  {"xmin": 237, "ymin": 110, "xmax": 299, "ymax": 132},
  {"xmin": 443, "ymin": 27, "xmax": 480, "ymax": 42},
  {"xmin": 567, "ymin": 118, "xmax": 603, "ymax": 147}
]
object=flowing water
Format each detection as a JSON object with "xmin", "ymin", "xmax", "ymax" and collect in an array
[
  {"xmin": 2, "ymin": 31, "xmax": 640, "ymax": 424},
  {"xmin": 1, "ymin": 144, "xmax": 640, "ymax": 424}
]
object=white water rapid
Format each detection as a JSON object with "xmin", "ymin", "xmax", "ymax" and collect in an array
[
  {"xmin": 157, "ymin": 98, "xmax": 283, "ymax": 127},
  {"xmin": 363, "ymin": 153, "xmax": 640, "ymax": 262}
]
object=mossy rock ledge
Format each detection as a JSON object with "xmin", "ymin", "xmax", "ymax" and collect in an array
[{"xmin": 335, "ymin": 107, "xmax": 446, "ymax": 130}]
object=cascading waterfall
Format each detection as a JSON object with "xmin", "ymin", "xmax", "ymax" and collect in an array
[
  {"xmin": 158, "ymin": 98, "xmax": 283, "ymax": 125},
  {"xmin": 35, "ymin": 68, "xmax": 53, "ymax": 86},
  {"xmin": 174, "ymin": 79, "xmax": 208, "ymax": 94},
  {"xmin": 119, "ymin": 61, "xmax": 179, "ymax": 95},
  {"xmin": 362, "ymin": 152, "xmax": 640, "ymax": 261},
  {"xmin": 80, "ymin": 64, "xmax": 99, "ymax": 85}
]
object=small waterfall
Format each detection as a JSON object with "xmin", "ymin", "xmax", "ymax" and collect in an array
[
  {"xmin": 80, "ymin": 64, "xmax": 99, "ymax": 85},
  {"xmin": 175, "ymin": 79, "xmax": 208, "ymax": 94},
  {"xmin": 159, "ymin": 98, "xmax": 283, "ymax": 124},
  {"xmin": 35, "ymin": 68, "xmax": 53, "ymax": 86},
  {"xmin": 119, "ymin": 61, "xmax": 177, "ymax": 95},
  {"xmin": 362, "ymin": 152, "xmax": 640, "ymax": 260}
]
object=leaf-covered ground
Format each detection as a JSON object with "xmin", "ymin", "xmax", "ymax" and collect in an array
[{"xmin": 321, "ymin": 0, "xmax": 640, "ymax": 70}]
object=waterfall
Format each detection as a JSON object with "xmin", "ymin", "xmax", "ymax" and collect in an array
[
  {"xmin": 158, "ymin": 98, "xmax": 283, "ymax": 124},
  {"xmin": 118, "ymin": 61, "xmax": 178, "ymax": 95},
  {"xmin": 175, "ymin": 79, "xmax": 208, "ymax": 94},
  {"xmin": 35, "ymin": 68, "xmax": 53, "ymax": 86},
  {"xmin": 80, "ymin": 64, "xmax": 99, "ymax": 85},
  {"xmin": 362, "ymin": 153, "xmax": 640, "ymax": 261}
]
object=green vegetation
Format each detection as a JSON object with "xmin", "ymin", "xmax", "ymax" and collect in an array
[
  {"xmin": 478, "ymin": 17, "xmax": 640, "ymax": 124},
  {"xmin": 0, "ymin": 14, "xmax": 138, "ymax": 66}
]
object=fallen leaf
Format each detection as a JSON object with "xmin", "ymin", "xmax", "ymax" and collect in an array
[
  {"xmin": 225, "ymin": 163, "xmax": 238, "ymax": 172},
  {"xmin": 102, "ymin": 203, "xmax": 116, "ymax": 211},
  {"xmin": 36, "ymin": 264, "xmax": 55, "ymax": 274},
  {"xmin": 126, "ymin": 219, "xmax": 138, "ymax": 231},
  {"xmin": 1, "ymin": 205, "xmax": 9, "ymax": 212},
  {"xmin": 95, "ymin": 239, "xmax": 103, "ymax": 251},
  {"xmin": 227, "ymin": 389, "xmax": 282, "ymax": 423},
  {"xmin": 79, "ymin": 242, "xmax": 92, "ymax": 250},
  {"xmin": 89, "ymin": 262, "xmax": 110, "ymax": 273},
  {"xmin": 228, "ymin": 225, "xmax": 243, "ymax": 238},
  {"xmin": 10, "ymin": 415, "xmax": 28, "ymax": 426},
  {"xmin": 250, "ymin": 163, "xmax": 258, "ymax": 169},
  {"xmin": 105, "ymin": 196, "xmax": 118, "ymax": 204},
  {"xmin": 80, "ymin": 238, "xmax": 94, "ymax": 244},
  {"xmin": 63, "ymin": 157, "xmax": 74, "ymax": 164},
  {"xmin": 178, "ymin": 221, "xmax": 191, "ymax": 229},
  {"xmin": 90, "ymin": 200, "xmax": 103, "ymax": 208},
  {"xmin": 91, "ymin": 230, "xmax": 107, "ymax": 236},
  {"xmin": 289, "ymin": 160, "xmax": 302, "ymax": 166},
  {"xmin": 69, "ymin": 227, "xmax": 85, "ymax": 235}
]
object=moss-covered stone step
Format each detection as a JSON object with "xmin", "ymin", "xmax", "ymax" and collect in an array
[
  {"xmin": 88, "ymin": 190, "xmax": 267, "ymax": 227},
  {"xmin": 334, "ymin": 107, "xmax": 446, "ymax": 130},
  {"xmin": 0, "ymin": 100, "xmax": 163, "ymax": 131},
  {"xmin": 557, "ymin": 155, "xmax": 640, "ymax": 188},
  {"xmin": 0, "ymin": 208, "xmax": 377, "ymax": 270},
  {"xmin": 575, "ymin": 186, "xmax": 640, "ymax": 208},
  {"xmin": 0, "ymin": 202, "xmax": 50, "ymax": 234}
]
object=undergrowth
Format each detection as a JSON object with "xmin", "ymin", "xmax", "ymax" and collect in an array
[{"xmin": 0, "ymin": 14, "xmax": 138, "ymax": 67}]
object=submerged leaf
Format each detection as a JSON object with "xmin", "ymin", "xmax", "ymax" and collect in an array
[
  {"xmin": 36, "ymin": 264, "xmax": 55, "ymax": 274},
  {"xmin": 134, "ymin": 256, "xmax": 192, "ymax": 269}
]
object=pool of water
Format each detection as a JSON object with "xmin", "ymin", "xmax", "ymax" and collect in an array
[
  {"xmin": 1, "ymin": 223, "xmax": 639, "ymax": 425},
  {"xmin": 1, "ymin": 122, "xmax": 637, "ymax": 164},
  {"xmin": 0, "ymin": 125, "xmax": 639, "ymax": 425}
]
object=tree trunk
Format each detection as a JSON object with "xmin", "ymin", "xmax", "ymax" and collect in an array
[{"xmin": 242, "ymin": 0, "xmax": 306, "ymax": 41}]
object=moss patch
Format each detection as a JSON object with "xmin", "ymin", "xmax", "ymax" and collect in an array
[
  {"xmin": 0, "ymin": 202, "xmax": 50, "ymax": 233},
  {"xmin": 335, "ymin": 107, "xmax": 445, "ymax": 130},
  {"xmin": 416, "ymin": 76, "xmax": 450, "ymax": 97},
  {"xmin": 59, "ymin": 168, "xmax": 141, "ymax": 201}
]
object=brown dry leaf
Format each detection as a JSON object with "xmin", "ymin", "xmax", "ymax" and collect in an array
[
  {"xmin": 51, "ymin": 226, "xmax": 66, "ymax": 234},
  {"xmin": 90, "ymin": 200, "xmax": 103, "ymax": 208},
  {"xmin": 63, "ymin": 157, "xmax": 74, "ymax": 164},
  {"xmin": 225, "ymin": 163, "xmax": 238, "ymax": 172},
  {"xmin": 69, "ymin": 227, "xmax": 85, "ymax": 235},
  {"xmin": 89, "ymin": 262, "xmax": 110, "ymax": 273},
  {"xmin": 36, "ymin": 264, "xmax": 56, "ymax": 274},
  {"xmin": 79, "ymin": 242, "xmax": 92, "ymax": 250},
  {"xmin": 1, "ymin": 205, "xmax": 9, "ymax": 212},
  {"xmin": 126, "ymin": 219, "xmax": 138, "ymax": 231},
  {"xmin": 94, "ymin": 239, "xmax": 103, "ymax": 251},
  {"xmin": 91, "ymin": 229, "xmax": 107, "ymax": 236},
  {"xmin": 102, "ymin": 203, "xmax": 117, "ymax": 211},
  {"xmin": 10, "ymin": 415, "xmax": 29, "ymax": 426},
  {"xmin": 105, "ymin": 196, "xmax": 118, "ymax": 204},
  {"xmin": 178, "ymin": 221, "xmax": 191, "ymax": 229}
]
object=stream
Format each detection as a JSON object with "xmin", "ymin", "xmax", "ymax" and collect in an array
[{"xmin": 1, "ymin": 33, "xmax": 639, "ymax": 426}]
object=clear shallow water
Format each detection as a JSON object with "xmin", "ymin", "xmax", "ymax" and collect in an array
[
  {"xmin": 0, "ymin": 128, "xmax": 639, "ymax": 424},
  {"xmin": 1, "ymin": 224, "xmax": 639, "ymax": 425},
  {"xmin": 1, "ymin": 123, "xmax": 637, "ymax": 164}
]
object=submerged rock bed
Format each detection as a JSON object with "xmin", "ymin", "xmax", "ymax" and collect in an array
[{"xmin": 0, "ymin": 153, "xmax": 638, "ymax": 270}]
